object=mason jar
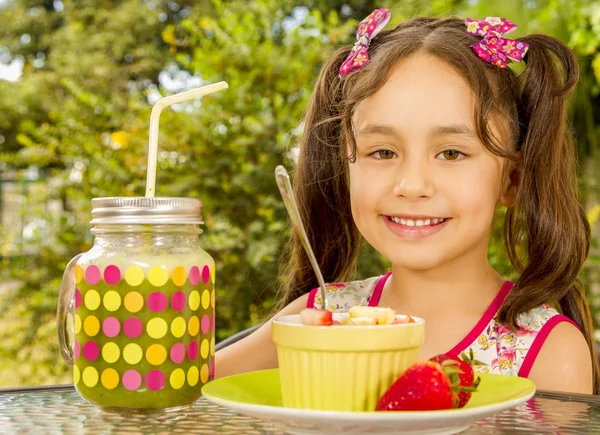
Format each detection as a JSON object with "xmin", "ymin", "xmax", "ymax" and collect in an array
[{"xmin": 57, "ymin": 197, "xmax": 216, "ymax": 412}]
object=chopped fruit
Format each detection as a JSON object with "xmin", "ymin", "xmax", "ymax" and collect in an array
[
  {"xmin": 347, "ymin": 316, "xmax": 377, "ymax": 325},
  {"xmin": 430, "ymin": 350, "xmax": 481, "ymax": 408},
  {"xmin": 348, "ymin": 306, "xmax": 397, "ymax": 325},
  {"xmin": 376, "ymin": 361, "xmax": 456, "ymax": 411},
  {"xmin": 299, "ymin": 308, "xmax": 333, "ymax": 326},
  {"xmin": 391, "ymin": 315, "xmax": 416, "ymax": 324}
]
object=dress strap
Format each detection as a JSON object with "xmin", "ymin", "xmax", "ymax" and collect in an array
[
  {"xmin": 517, "ymin": 314, "xmax": 580, "ymax": 377},
  {"xmin": 446, "ymin": 280, "xmax": 514, "ymax": 357}
]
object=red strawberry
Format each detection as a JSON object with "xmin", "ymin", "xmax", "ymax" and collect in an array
[
  {"xmin": 430, "ymin": 350, "xmax": 481, "ymax": 408},
  {"xmin": 376, "ymin": 361, "xmax": 457, "ymax": 411},
  {"xmin": 299, "ymin": 308, "xmax": 333, "ymax": 326}
]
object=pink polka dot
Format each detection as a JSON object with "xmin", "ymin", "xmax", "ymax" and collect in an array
[
  {"xmin": 171, "ymin": 291, "xmax": 186, "ymax": 312},
  {"xmin": 75, "ymin": 289, "xmax": 82, "ymax": 308},
  {"xmin": 147, "ymin": 292, "xmax": 168, "ymax": 312},
  {"xmin": 201, "ymin": 265, "xmax": 210, "ymax": 284},
  {"xmin": 189, "ymin": 266, "xmax": 200, "ymax": 286},
  {"xmin": 122, "ymin": 370, "xmax": 142, "ymax": 391},
  {"xmin": 103, "ymin": 265, "xmax": 121, "ymax": 285},
  {"xmin": 102, "ymin": 317, "xmax": 120, "ymax": 338},
  {"xmin": 210, "ymin": 363, "xmax": 215, "ymax": 381},
  {"xmin": 82, "ymin": 341, "xmax": 99, "ymax": 361},
  {"xmin": 170, "ymin": 343, "xmax": 185, "ymax": 364},
  {"xmin": 145, "ymin": 370, "xmax": 166, "ymax": 391},
  {"xmin": 201, "ymin": 315, "xmax": 210, "ymax": 334},
  {"xmin": 187, "ymin": 341, "xmax": 199, "ymax": 361},
  {"xmin": 123, "ymin": 317, "xmax": 143, "ymax": 339},
  {"xmin": 73, "ymin": 341, "xmax": 81, "ymax": 360},
  {"xmin": 211, "ymin": 314, "xmax": 216, "ymax": 331},
  {"xmin": 85, "ymin": 265, "xmax": 100, "ymax": 285}
]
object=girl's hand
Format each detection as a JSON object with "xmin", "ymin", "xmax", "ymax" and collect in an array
[{"xmin": 214, "ymin": 293, "xmax": 310, "ymax": 379}]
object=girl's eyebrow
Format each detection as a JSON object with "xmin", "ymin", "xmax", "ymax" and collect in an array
[
  {"xmin": 356, "ymin": 124, "xmax": 401, "ymax": 138},
  {"xmin": 431, "ymin": 124, "xmax": 478, "ymax": 139}
]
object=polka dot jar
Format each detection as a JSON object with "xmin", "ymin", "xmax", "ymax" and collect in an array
[{"xmin": 57, "ymin": 198, "xmax": 216, "ymax": 412}]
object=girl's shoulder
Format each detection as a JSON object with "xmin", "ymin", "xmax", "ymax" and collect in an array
[{"xmin": 307, "ymin": 275, "xmax": 386, "ymax": 312}]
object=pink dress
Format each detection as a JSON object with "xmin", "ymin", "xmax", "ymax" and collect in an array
[{"xmin": 307, "ymin": 273, "xmax": 578, "ymax": 378}]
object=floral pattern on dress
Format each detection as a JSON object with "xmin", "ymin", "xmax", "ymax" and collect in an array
[
  {"xmin": 309, "ymin": 276, "xmax": 563, "ymax": 377},
  {"xmin": 312, "ymin": 276, "xmax": 381, "ymax": 312},
  {"xmin": 466, "ymin": 304, "xmax": 559, "ymax": 376}
]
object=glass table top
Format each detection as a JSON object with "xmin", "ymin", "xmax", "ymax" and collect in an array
[{"xmin": 1, "ymin": 385, "xmax": 599, "ymax": 434}]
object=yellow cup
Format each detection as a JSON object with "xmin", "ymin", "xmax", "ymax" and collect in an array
[{"xmin": 272, "ymin": 313, "xmax": 425, "ymax": 411}]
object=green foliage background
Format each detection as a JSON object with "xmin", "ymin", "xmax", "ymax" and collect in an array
[{"xmin": 0, "ymin": 0, "xmax": 599, "ymax": 386}]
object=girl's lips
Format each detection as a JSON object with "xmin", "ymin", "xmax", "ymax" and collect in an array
[{"xmin": 383, "ymin": 215, "xmax": 451, "ymax": 239}]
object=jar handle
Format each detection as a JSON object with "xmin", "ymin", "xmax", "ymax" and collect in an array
[{"xmin": 56, "ymin": 254, "xmax": 82, "ymax": 366}]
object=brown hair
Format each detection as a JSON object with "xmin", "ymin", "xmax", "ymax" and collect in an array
[{"xmin": 281, "ymin": 17, "xmax": 599, "ymax": 393}]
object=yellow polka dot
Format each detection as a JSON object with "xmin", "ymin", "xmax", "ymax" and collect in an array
[
  {"xmin": 84, "ymin": 290, "xmax": 101, "ymax": 311},
  {"xmin": 210, "ymin": 337, "xmax": 215, "ymax": 356},
  {"xmin": 201, "ymin": 339, "xmax": 209, "ymax": 359},
  {"xmin": 189, "ymin": 291, "xmax": 200, "ymax": 311},
  {"xmin": 125, "ymin": 265, "xmax": 144, "ymax": 286},
  {"xmin": 200, "ymin": 364, "xmax": 209, "ymax": 384},
  {"xmin": 74, "ymin": 314, "xmax": 81, "ymax": 334},
  {"xmin": 103, "ymin": 291, "xmax": 121, "ymax": 312},
  {"xmin": 187, "ymin": 366, "xmax": 199, "ymax": 387},
  {"xmin": 83, "ymin": 316, "xmax": 100, "ymax": 337},
  {"xmin": 146, "ymin": 344, "xmax": 167, "ymax": 365},
  {"xmin": 148, "ymin": 266, "xmax": 168, "ymax": 287},
  {"xmin": 201, "ymin": 290, "xmax": 210, "ymax": 310},
  {"xmin": 123, "ymin": 343, "xmax": 142, "ymax": 364},
  {"xmin": 210, "ymin": 264, "xmax": 215, "ymax": 284},
  {"xmin": 172, "ymin": 266, "xmax": 187, "ymax": 287},
  {"xmin": 73, "ymin": 365, "xmax": 80, "ymax": 385},
  {"xmin": 211, "ymin": 289, "xmax": 215, "ymax": 309},
  {"xmin": 102, "ymin": 342, "xmax": 120, "ymax": 364},
  {"xmin": 101, "ymin": 368, "xmax": 119, "ymax": 390},
  {"xmin": 75, "ymin": 265, "xmax": 84, "ymax": 284},
  {"xmin": 188, "ymin": 316, "xmax": 200, "ymax": 336},
  {"xmin": 124, "ymin": 291, "xmax": 143, "ymax": 313},
  {"xmin": 147, "ymin": 318, "xmax": 168, "ymax": 339},
  {"xmin": 82, "ymin": 366, "xmax": 99, "ymax": 388},
  {"xmin": 170, "ymin": 368, "xmax": 185, "ymax": 390},
  {"xmin": 171, "ymin": 317, "xmax": 186, "ymax": 338}
]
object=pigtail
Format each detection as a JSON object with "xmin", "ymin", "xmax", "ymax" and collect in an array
[
  {"xmin": 499, "ymin": 34, "xmax": 600, "ymax": 393},
  {"xmin": 278, "ymin": 48, "xmax": 361, "ymax": 307}
]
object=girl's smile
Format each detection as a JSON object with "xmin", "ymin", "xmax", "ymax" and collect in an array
[{"xmin": 382, "ymin": 214, "xmax": 451, "ymax": 240}]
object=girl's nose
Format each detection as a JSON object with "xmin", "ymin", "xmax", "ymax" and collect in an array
[{"xmin": 392, "ymin": 158, "xmax": 436, "ymax": 201}]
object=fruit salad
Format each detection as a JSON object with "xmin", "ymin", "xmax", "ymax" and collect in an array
[{"xmin": 299, "ymin": 306, "xmax": 416, "ymax": 326}]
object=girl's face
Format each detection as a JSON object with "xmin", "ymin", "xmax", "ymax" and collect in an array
[{"xmin": 349, "ymin": 52, "xmax": 515, "ymax": 271}]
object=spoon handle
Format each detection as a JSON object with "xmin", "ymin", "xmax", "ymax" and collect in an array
[{"xmin": 275, "ymin": 165, "xmax": 328, "ymax": 310}]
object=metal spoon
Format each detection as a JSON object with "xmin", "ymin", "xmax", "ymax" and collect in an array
[{"xmin": 275, "ymin": 165, "xmax": 328, "ymax": 310}]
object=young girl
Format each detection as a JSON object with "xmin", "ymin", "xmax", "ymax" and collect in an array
[{"xmin": 216, "ymin": 10, "xmax": 600, "ymax": 394}]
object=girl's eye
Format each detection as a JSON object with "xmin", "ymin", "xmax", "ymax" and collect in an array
[
  {"xmin": 370, "ymin": 149, "xmax": 397, "ymax": 160},
  {"xmin": 438, "ymin": 149, "xmax": 465, "ymax": 161}
]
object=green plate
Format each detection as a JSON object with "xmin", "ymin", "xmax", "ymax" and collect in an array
[{"xmin": 202, "ymin": 369, "xmax": 536, "ymax": 435}]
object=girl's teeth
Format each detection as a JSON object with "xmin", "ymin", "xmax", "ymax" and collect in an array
[{"xmin": 391, "ymin": 217, "xmax": 445, "ymax": 227}]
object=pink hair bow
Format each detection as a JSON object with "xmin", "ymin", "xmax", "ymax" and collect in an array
[
  {"xmin": 465, "ymin": 17, "xmax": 530, "ymax": 69},
  {"xmin": 339, "ymin": 8, "xmax": 391, "ymax": 78}
]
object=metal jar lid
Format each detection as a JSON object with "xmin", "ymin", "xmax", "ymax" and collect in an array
[{"xmin": 90, "ymin": 197, "xmax": 203, "ymax": 225}]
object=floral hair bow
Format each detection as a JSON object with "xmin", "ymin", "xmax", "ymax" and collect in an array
[
  {"xmin": 465, "ymin": 17, "xmax": 529, "ymax": 69},
  {"xmin": 339, "ymin": 8, "xmax": 391, "ymax": 78}
]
